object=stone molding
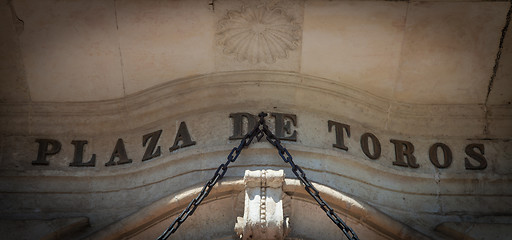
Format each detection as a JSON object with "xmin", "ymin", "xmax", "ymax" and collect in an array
[
  {"xmin": 0, "ymin": 71, "xmax": 509, "ymax": 138},
  {"xmin": 1, "ymin": 147, "xmax": 510, "ymax": 194},
  {"xmin": 2, "ymin": 145, "xmax": 510, "ymax": 237}
]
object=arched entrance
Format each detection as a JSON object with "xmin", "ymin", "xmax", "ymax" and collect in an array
[{"xmin": 91, "ymin": 177, "xmax": 427, "ymax": 240}]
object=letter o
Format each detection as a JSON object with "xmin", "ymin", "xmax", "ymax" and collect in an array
[
  {"xmin": 429, "ymin": 143, "xmax": 452, "ymax": 168},
  {"xmin": 360, "ymin": 133, "xmax": 381, "ymax": 160}
]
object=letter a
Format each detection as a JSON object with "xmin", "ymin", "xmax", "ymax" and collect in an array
[{"xmin": 169, "ymin": 122, "xmax": 196, "ymax": 152}]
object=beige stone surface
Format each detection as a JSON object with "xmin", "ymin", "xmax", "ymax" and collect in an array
[
  {"xmin": 14, "ymin": 0, "xmax": 124, "ymax": 102},
  {"xmin": 488, "ymin": 18, "xmax": 512, "ymax": 105},
  {"xmin": 0, "ymin": 1, "xmax": 511, "ymax": 239},
  {"xmin": 436, "ymin": 222, "xmax": 512, "ymax": 240},
  {"xmin": 395, "ymin": 2, "xmax": 509, "ymax": 104},
  {"xmin": 0, "ymin": 217, "xmax": 89, "ymax": 240},
  {"xmin": 0, "ymin": 1, "xmax": 30, "ymax": 102},
  {"xmin": 3, "ymin": 72, "xmax": 505, "ymax": 138},
  {"xmin": 0, "ymin": 2, "xmax": 18, "ymax": 71},
  {"xmin": 487, "ymin": 105, "xmax": 512, "ymax": 137},
  {"xmin": 116, "ymin": 0, "xmax": 215, "ymax": 95},
  {"xmin": 1, "ymin": 0, "xmax": 510, "ymax": 106},
  {"xmin": 301, "ymin": 1, "xmax": 407, "ymax": 100}
]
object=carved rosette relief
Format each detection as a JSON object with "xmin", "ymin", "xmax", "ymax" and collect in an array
[{"xmin": 217, "ymin": 6, "xmax": 301, "ymax": 64}]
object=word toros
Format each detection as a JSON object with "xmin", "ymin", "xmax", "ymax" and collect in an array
[{"xmin": 327, "ymin": 120, "xmax": 486, "ymax": 170}]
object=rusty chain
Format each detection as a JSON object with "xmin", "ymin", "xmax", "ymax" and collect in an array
[{"xmin": 157, "ymin": 112, "xmax": 359, "ymax": 240}]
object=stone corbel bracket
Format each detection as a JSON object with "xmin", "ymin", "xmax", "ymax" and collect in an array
[{"xmin": 235, "ymin": 169, "xmax": 290, "ymax": 240}]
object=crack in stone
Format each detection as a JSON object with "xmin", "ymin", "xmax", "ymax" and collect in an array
[
  {"xmin": 6, "ymin": 0, "xmax": 31, "ymax": 103},
  {"xmin": 113, "ymin": 0, "xmax": 128, "ymax": 119},
  {"xmin": 483, "ymin": 2, "xmax": 512, "ymax": 135},
  {"xmin": 7, "ymin": 0, "xmax": 24, "ymax": 35}
]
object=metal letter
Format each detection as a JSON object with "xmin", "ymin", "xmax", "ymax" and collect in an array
[
  {"xmin": 105, "ymin": 138, "xmax": 132, "ymax": 166},
  {"xmin": 142, "ymin": 130, "xmax": 162, "ymax": 161},
  {"xmin": 390, "ymin": 139, "xmax": 419, "ymax": 168},
  {"xmin": 360, "ymin": 132, "xmax": 381, "ymax": 160},
  {"xmin": 32, "ymin": 139, "xmax": 61, "ymax": 165},
  {"xmin": 229, "ymin": 113, "xmax": 258, "ymax": 140},
  {"xmin": 169, "ymin": 122, "xmax": 196, "ymax": 152},
  {"xmin": 429, "ymin": 143, "xmax": 452, "ymax": 168},
  {"xmin": 464, "ymin": 143, "xmax": 487, "ymax": 170},
  {"xmin": 272, "ymin": 113, "xmax": 297, "ymax": 141},
  {"xmin": 328, "ymin": 120, "xmax": 350, "ymax": 151},
  {"xmin": 69, "ymin": 140, "xmax": 96, "ymax": 167}
]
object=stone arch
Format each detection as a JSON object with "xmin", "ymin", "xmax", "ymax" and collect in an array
[{"xmin": 91, "ymin": 177, "xmax": 428, "ymax": 240}]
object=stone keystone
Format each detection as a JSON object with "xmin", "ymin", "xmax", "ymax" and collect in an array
[{"xmin": 235, "ymin": 169, "xmax": 290, "ymax": 240}]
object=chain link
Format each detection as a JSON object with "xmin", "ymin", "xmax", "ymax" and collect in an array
[
  {"xmin": 157, "ymin": 112, "xmax": 359, "ymax": 240},
  {"xmin": 261, "ymin": 119, "xmax": 359, "ymax": 240},
  {"xmin": 157, "ymin": 123, "xmax": 261, "ymax": 240}
]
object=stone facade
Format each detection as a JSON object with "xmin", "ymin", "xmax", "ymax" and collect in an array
[{"xmin": 1, "ymin": 0, "xmax": 511, "ymax": 239}]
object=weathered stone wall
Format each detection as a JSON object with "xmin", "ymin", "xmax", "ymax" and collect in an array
[
  {"xmin": 1, "ymin": 72, "xmax": 511, "ymax": 239},
  {"xmin": 1, "ymin": 0, "xmax": 512, "ymax": 239},
  {"xmin": 1, "ymin": 0, "xmax": 511, "ymax": 104}
]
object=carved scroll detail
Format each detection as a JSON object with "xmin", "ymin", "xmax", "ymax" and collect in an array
[{"xmin": 234, "ymin": 169, "xmax": 290, "ymax": 239}]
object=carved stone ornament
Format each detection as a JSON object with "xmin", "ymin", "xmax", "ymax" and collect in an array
[
  {"xmin": 217, "ymin": 5, "xmax": 301, "ymax": 64},
  {"xmin": 234, "ymin": 169, "xmax": 290, "ymax": 240}
]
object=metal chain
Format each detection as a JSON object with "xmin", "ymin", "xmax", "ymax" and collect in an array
[
  {"xmin": 260, "ymin": 115, "xmax": 359, "ymax": 240},
  {"xmin": 157, "ymin": 122, "xmax": 262, "ymax": 240},
  {"xmin": 157, "ymin": 112, "xmax": 359, "ymax": 240}
]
